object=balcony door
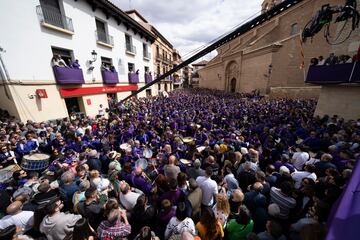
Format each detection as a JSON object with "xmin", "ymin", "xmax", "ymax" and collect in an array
[
  {"xmin": 96, "ymin": 19, "xmax": 107, "ymax": 43},
  {"xmin": 40, "ymin": 0, "xmax": 64, "ymax": 28},
  {"xmin": 52, "ymin": 47, "xmax": 73, "ymax": 66}
]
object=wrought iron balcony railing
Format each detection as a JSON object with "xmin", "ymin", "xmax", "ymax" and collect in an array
[
  {"xmin": 143, "ymin": 51, "xmax": 151, "ymax": 60},
  {"xmin": 96, "ymin": 30, "xmax": 114, "ymax": 46},
  {"xmin": 126, "ymin": 43, "xmax": 136, "ymax": 55},
  {"xmin": 36, "ymin": 5, "xmax": 74, "ymax": 33}
]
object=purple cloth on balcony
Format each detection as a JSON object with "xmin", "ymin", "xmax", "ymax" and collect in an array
[
  {"xmin": 326, "ymin": 159, "xmax": 360, "ymax": 240},
  {"xmin": 145, "ymin": 74, "xmax": 153, "ymax": 83},
  {"xmin": 306, "ymin": 63, "xmax": 359, "ymax": 84},
  {"xmin": 52, "ymin": 66, "xmax": 84, "ymax": 85},
  {"xmin": 353, "ymin": 62, "xmax": 360, "ymax": 83},
  {"xmin": 102, "ymin": 70, "xmax": 119, "ymax": 84},
  {"xmin": 128, "ymin": 73, "xmax": 139, "ymax": 84}
]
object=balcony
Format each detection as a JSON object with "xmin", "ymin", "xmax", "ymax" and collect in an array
[
  {"xmin": 145, "ymin": 73, "xmax": 153, "ymax": 83},
  {"xmin": 156, "ymin": 53, "xmax": 162, "ymax": 61},
  {"xmin": 52, "ymin": 67, "xmax": 84, "ymax": 85},
  {"xmin": 101, "ymin": 70, "xmax": 119, "ymax": 84},
  {"xmin": 143, "ymin": 52, "xmax": 151, "ymax": 61},
  {"xmin": 126, "ymin": 43, "xmax": 136, "ymax": 55},
  {"xmin": 36, "ymin": 5, "xmax": 74, "ymax": 35},
  {"xmin": 96, "ymin": 30, "xmax": 114, "ymax": 48},
  {"xmin": 128, "ymin": 72, "xmax": 139, "ymax": 84},
  {"xmin": 164, "ymin": 57, "xmax": 171, "ymax": 64},
  {"xmin": 306, "ymin": 63, "xmax": 360, "ymax": 84}
]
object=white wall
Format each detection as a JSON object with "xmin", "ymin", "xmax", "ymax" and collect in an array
[
  {"xmin": 0, "ymin": 0, "xmax": 153, "ymax": 83},
  {"xmin": 8, "ymin": 84, "xmax": 69, "ymax": 122},
  {"xmin": 81, "ymin": 93, "xmax": 108, "ymax": 118}
]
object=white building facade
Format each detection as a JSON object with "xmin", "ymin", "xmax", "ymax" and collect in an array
[{"xmin": 0, "ymin": 0, "xmax": 158, "ymax": 122}]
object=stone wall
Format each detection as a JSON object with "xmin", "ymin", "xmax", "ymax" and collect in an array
[
  {"xmin": 198, "ymin": 0, "xmax": 350, "ymax": 99},
  {"xmin": 269, "ymin": 86, "xmax": 321, "ymax": 99},
  {"xmin": 315, "ymin": 85, "xmax": 360, "ymax": 120}
]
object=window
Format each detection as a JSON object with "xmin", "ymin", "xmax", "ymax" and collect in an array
[
  {"xmin": 128, "ymin": 63, "xmax": 135, "ymax": 73},
  {"xmin": 143, "ymin": 43, "xmax": 150, "ymax": 59},
  {"xmin": 39, "ymin": 0, "xmax": 68, "ymax": 30},
  {"xmin": 96, "ymin": 19, "xmax": 107, "ymax": 43},
  {"xmin": 158, "ymin": 83, "xmax": 161, "ymax": 91},
  {"xmin": 125, "ymin": 34, "xmax": 135, "ymax": 54},
  {"xmin": 125, "ymin": 34, "xmax": 131, "ymax": 45},
  {"xmin": 156, "ymin": 45, "xmax": 159, "ymax": 56},
  {"xmin": 290, "ymin": 23, "xmax": 299, "ymax": 35},
  {"xmin": 52, "ymin": 47, "xmax": 73, "ymax": 66},
  {"xmin": 101, "ymin": 57, "xmax": 112, "ymax": 70}
]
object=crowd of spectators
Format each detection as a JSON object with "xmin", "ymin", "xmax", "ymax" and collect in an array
[
  {"xmin": 0, "ymin": 89, "xmax": 359, "ymax": 240},
  {"xmin": 51, "ymin": 55, "xmax": 81, "ymax": 69},
  {"xmin": 310, "ymin": 46, "xmax": 360, "ymax": 66}
]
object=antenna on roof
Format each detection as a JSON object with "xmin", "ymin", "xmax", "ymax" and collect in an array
[{"xmin": 128, "ymin": 0, "xmax": 132, "ymax": 9}]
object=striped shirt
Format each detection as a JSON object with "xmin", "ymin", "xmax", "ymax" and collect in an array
[
  {"xmin": 270, "ymin": 187, "xmax": 296, "ymax": 219},
  {"xmin": 97, "ymin": 219, "xmax": 131, "ymax": 240}
]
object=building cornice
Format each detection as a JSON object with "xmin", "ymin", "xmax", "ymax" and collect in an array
[{"xmin": 84, "ymin": 0, "xmax": 156, "ymax": 43}]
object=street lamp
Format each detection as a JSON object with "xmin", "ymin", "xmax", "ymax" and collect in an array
[{"xmin": 89, "ymin": 50, "xmax": 97, "ymax": 64}]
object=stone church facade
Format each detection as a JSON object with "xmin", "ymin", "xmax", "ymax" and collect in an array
[{"xmin": 198, "ymin": 0, "xmax": 359, "ymax": 98}]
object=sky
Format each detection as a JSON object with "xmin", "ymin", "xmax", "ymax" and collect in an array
[{"xmin": 111, "ymin": 0, "xmax": 263, "ymax": 61}]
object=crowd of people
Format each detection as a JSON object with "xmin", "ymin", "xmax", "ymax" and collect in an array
[
  {"xmin": 310, "ymin": 48, "xmax": 360, "ymax": 66},
  {"xmin": 0, "ymin": 89, "xmax": 359, "ymax": 240},
  {"xmin": 51, "ymin": 55, "xmax": 81, "ymax": 69}
]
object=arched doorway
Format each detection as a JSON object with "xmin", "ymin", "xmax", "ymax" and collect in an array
[
  {"xmin": 225, "ymin": 61, "xmax": 239, "ymax": 92},
  {"xmin": 230, "ymin": 78, "xmax": 236, "ymax": 92}
]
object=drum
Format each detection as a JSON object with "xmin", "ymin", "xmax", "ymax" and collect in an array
[
  {"xmin": 135, "ymin": 158, "xmax": 148, "ymax": 170},
  {"xmin": 21, "ymin": 153, "xmax": 50, "ymax": 171},
  {"xmin": 180, "ymin": 159, "xmax": 192, "ymax": 165},
  {"xmin": 143, "ymin": 148, "xmax": 153, "ymax": 159},
  {"xmin": 120, "ymin": 143, "xmax": 131, "ymax": 150},
  {"xmin": 197, "ymin": 146, "xmax": 206, "ymax": 153},
  {"xmin": 182, "ymin": 137, "xmax": 194, "ymax": 143},
  {"xmin": 179, "ymin": 159, "xmax": 192, "ymax": 171}
]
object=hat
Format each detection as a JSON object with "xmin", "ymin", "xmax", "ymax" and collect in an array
[
  {"xmin": 268, "ymin": 203, "xmax": 281, "ymax": 217},
  {"xmin": 91, "ymin": 177, "xmax": 101, "ymax": 188},
  {"xmin": 108, "ymin": 151, "xmax": 121, "ymax": 160},
  {"xmin": 97, "ymin": 178, "xmax": 110, "ymax": 192},
  {"xmin": 240, "ymin": 147, "xmax": 249, "ymax": 155},
  {"xmin": 108, "ymin": 161, "xmax": 121, "ymax": 171},
  {"xmin": 79, "ymin": 180, "xmax": 90, "ymax": 192}
]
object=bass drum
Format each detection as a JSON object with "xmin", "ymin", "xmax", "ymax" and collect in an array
[{"xmin": 22, "ymin": 153, "xmax": 50, "ymax": 171}]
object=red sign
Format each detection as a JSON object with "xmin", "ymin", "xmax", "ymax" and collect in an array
[
  {"xmin": 36, "ymin": 89, "xmax": 48, "ymax": 98},
  {"xmin": 86, "ymin": 99, "xmax": 92, "ymax": 105},
  {"xmin": 60, "ymin": 85, "xmax": 138, "ymax": 97}
]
